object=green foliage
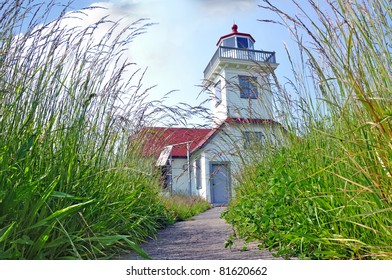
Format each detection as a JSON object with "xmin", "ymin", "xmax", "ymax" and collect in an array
[
  {"xmin": 161, "ymin": 194, "xmax": 211, "ymax": 224},
  {"xmin": 224, "ymin": 0, "xmax": 392, "ymax": 259},
  {"xmin": 226, "ymin": 133, "xmax": 392, "ymax": 259},
  {"xmin": 0, "ymin": 1, "xmax": 170, "ymax": 259}
]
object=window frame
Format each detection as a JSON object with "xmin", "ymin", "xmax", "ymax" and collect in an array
[
  {"xmin": 222, "ymin": 37, "xmax": 235, "ymax": 47},
  {"xmin": 222, "ymin": 36, "xmax": 254, "ymax": 49},
  {"xmin": 239, "ymin": 75, "xmax": 258, "ymax": 99},
  {"xmin": 236, "ymin": 37, "xmax": 249, "ymax": 49},
  {"xmin": 243, "ymin": 131, "xmax": 264, "ymax": 149}
]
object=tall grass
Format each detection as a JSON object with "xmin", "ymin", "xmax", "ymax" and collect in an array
[
  {"xmin": 0, "ymin": 0, "xmax": 175, "ymax": 259},
  {"xmin": 162, "ymin": 194, "xmax": 211, "ymax": 223},
  {"xmin": 224, "ymin": 0, "xmax": 392, "ymax": 259}
]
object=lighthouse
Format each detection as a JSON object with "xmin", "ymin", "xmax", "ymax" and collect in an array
[
  {"xmin": 140, "ymin": 24, "xmax": 282, "ymax": 204},
  {"xmin": 203, "ymin": 24, "xmax": 278, "ymax": 126}
]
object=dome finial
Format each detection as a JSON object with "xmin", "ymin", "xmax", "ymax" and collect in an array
[{"xmin": 232, "ymin": 23, "xmax": 238, "ymax": 33}]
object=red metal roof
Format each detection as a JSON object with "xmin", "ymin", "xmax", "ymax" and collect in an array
[{"xmin": 139, "ymin": 127, "xmax": 213, "ymax": 157}]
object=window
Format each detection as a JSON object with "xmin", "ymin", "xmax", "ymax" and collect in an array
[
  {"xmin": 222, "ymin": 36, "xmax": 253, "ymax": 49},
  {"xmin": 239, "ymin": 75, "xmax": 258, "ymax": 99},
  {"xmin": 248, "ymin": 40, "xmax": 254, "ymax": 50},
  {"xmin": 222, "ymin": 37, "xmax": 235, "ymax": 47},
  {"xmin": 243, "ymin": 131, "xmax": 263, "ymax": 149},
  {"xmin": 236, "ymin": 37, "xmax": 248, "ymax": 48},
  {"xmin": 195, "ymin": 158, "xmax": 202, "ymax": 189},
  {"xmin": 215, "ymin": 80, "xmax": 221, "ymax": 106}
]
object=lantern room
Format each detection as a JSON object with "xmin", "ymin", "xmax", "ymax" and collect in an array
[{"xmin": 216, "ymin": 24, "xmax": 255, "ymax": 49}]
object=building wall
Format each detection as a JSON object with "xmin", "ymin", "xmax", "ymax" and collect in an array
[
  {"xmin": 224, "ymin": 68, "xmax": 274, "ymax": 120},
  {"xmin": 209, "ymin": 66, "xmax": 274, "ymax": 127},
  {"xmin": 189, "ymin": 122, "xmax": 284, "ymax": 203}
]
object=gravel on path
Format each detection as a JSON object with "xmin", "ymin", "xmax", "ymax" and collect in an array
[{"xmin": 121, "ymin": 207, "xmax": 282, "ymax": 260}]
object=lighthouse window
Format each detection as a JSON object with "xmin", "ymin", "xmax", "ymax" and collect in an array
[
  {"xmin": 248, "ymin": 40, "xmax": 254, "ymax": 50},
  {"xmin": 222, "ymin": 37, "xmax": 235, "ymax": 48},
  {"xmin": 243, "ymin": 131, "xmax": 264, "ymax": 149},
  {"xmin": 239, "ymin": 75, "xmax": 258, "ymax": 99},
  {"xmin": 215, "ymin": 80, "xmax": 221, "ymax": 106},
  {"xmin": 237, "ymin": 37, "xmax": 248, "ymax": 48}
]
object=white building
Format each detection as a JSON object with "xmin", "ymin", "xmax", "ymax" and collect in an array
[{"xmin": 141, "ymin": 24, "xmax": 283, "ymax": 205}]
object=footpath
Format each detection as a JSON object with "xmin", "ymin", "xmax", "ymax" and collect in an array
[{"xmin": 121, "ymin": 207, "xmax": 281, "ymax": 260}]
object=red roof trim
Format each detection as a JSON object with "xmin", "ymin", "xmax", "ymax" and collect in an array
[{"xmin": 190, "ymin": 126, "xmax": 221, "ymax": 154}]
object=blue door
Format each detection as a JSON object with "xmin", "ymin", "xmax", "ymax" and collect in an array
[{"xmin": 211, "ymin": 163, "xmax": 230, "ymax": 205}]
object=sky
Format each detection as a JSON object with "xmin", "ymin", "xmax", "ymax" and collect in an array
[{"xmin": 39, "ymin": 0, "xmax": 303, "ymax": 126}]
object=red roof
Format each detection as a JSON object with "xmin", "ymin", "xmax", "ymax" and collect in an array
[{"xmin": 139, "ymin": 127, "xmax": 213, "ymax": 157}]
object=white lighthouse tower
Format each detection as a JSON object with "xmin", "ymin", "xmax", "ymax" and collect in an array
[{"xmin": 203, "ymin": 24, "xmax": 279, "ymax": 126}]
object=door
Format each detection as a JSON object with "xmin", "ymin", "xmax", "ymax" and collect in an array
[{"xmin": 210, "ymin": 163, "xmax": 230, "ymax": 205}]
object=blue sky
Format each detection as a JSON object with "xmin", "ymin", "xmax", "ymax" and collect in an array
[{"xmin": 43, "ymin": 0, "xmax": 303, "ymax": 125}]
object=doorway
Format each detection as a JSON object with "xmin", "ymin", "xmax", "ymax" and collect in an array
[{"xmin": 210, "ymin": 163, "xmax": 231, "ymax": 205}]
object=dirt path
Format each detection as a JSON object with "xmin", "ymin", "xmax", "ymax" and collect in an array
[{"xmin": 121, "ymin": 207, "xmax": 281, "ymax": 260}]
